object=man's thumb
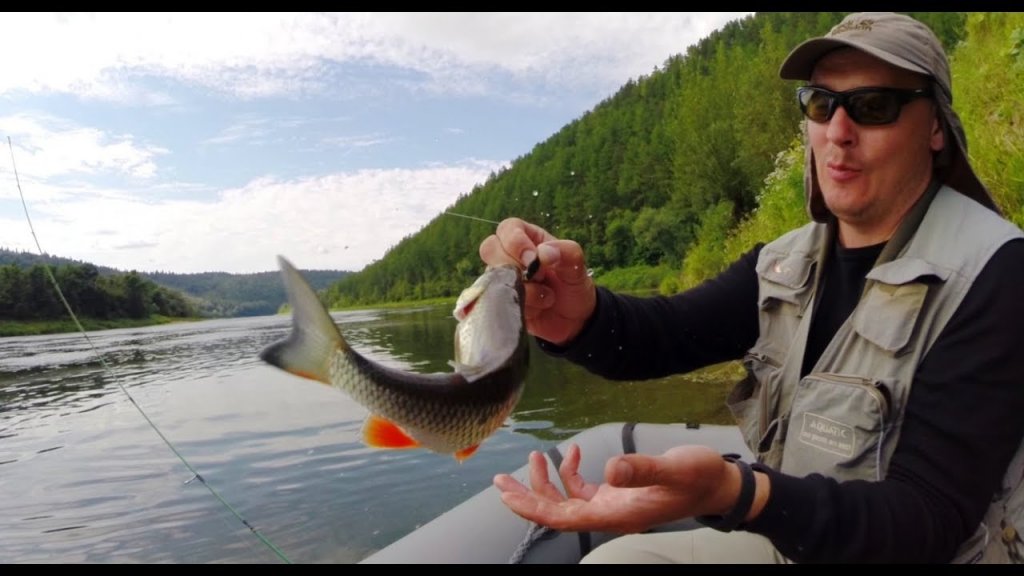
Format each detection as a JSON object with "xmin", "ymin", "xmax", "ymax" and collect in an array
[{"xmin": 605, "ymin": 454, "xmax": 668, "ymax": 487}]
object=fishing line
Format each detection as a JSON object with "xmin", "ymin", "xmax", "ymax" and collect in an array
[
  {"xmin": 443, "ymin": 211, "xmax": 501, "ymax": 225},
  {"xmin": 6, "ymin": 137, "xmax": 293, "ymax": 564}
]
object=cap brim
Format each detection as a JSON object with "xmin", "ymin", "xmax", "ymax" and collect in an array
[{"xmin": 779, "ymin": 37, "xmax": 931, "ymax": 81}]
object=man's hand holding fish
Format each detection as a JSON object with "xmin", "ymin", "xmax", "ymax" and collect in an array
[{"xmin": 478, "ymin": 217, "xmax": 596, "ymax": 347}]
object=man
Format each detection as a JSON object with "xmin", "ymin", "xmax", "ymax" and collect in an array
[{"xmin": 478, "ymin": 13, "xmax": 1024, "ymax": 563}]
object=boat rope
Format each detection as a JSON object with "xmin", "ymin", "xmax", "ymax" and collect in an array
[
  {"xmin": 7, "ymin": 137, "xmax": 293, "ymax": 564},
  {"xmin": 508, "ymin": 522, "xmax": 556, "ymax": 564}
]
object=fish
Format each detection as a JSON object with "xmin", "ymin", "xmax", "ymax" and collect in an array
[{"xmin": 259, "ymin": 256, "xmax": 529, "ymax": 462}]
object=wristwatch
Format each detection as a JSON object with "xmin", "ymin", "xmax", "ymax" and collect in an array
[{"xmin": 696, "ymin": 453, "xmax": 757, "ymax": 533}]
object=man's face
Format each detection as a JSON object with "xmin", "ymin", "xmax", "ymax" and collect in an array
[{"xmin": 808, "ymin": 48, "xmax": 944, "ymax": 243}]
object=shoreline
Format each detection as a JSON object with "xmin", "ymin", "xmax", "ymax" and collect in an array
[{"xmin": 0, "ymin": 315, "xmax": 203, "ymax": 338}]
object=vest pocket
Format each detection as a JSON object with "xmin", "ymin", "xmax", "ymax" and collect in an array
[
  {"xmin": 727, "ymin": 349, "xmax": 785, "ymax": 455},
  {"xmin": 781, "ymin": 372, "xmax": 892, "ymax": 481},
  {"xmin": 753, "ymin": 248, "xmax": 815, "ymax": 368},
  {"xmin": 854, "ymin": 258, "xmax": 949, "ymax": 354}
]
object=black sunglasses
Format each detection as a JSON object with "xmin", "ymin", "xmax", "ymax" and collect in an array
[{"xmin": 796, "ymin": 86, "xmax": 934, "ymax": 126}]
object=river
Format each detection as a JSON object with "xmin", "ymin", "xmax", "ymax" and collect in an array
[{"xmin": 0, "ymin": 306, "xmax": 738, "ymax": 563}]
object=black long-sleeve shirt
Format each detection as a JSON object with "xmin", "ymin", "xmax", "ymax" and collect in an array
[{"xmin": 538, "ymin": 237, "xmax": 1024, "ymax": 563}]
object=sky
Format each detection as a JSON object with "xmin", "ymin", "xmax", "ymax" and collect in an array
[{"xmin": 0, "ymin": 12, "xmax": 751, "ymax": 274}]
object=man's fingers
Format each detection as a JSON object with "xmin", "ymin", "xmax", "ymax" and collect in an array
[
  {"xmin": 605, "ymin": 446, "xmax": 719, "ymax": 488},
  {"xmin": 493, "ymin": 473, "xmax": 528, "ymax": 494},
  {"xmin": 499, "ymin": 493, "xmax": 589, "ymax": 532},
  {"xmin": 605, "ymin": 454, "xmax": 677, "ymax": 488},
  {"xmin": 498, "ymin": 491, "xmax": 539, "ymax": 519},
  {"xmin": 479, "ymin": 234, "xmax": 520, "ymax": 269},
  {"xmin": 543, "ymin": 240, "xmax": 589, "ymax": 285},
  {"xmin": 495, "ymin": 218, "xmax": 548, "ymax": 268},
  {"xmin": 558, "ymin": 443, "xmax": 590, "ymax": 498},
  {"xmin": 528, "ymin": 450, "xmax": 566, "ymax": 501},
  {"xmin": 498, "ymin": 218, "xmax": 557, "ymax": 247}
]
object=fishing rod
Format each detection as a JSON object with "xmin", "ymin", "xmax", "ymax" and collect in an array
[{"xmin": 6, "ymin": 137, "xmax": 292, "ymax": 564}]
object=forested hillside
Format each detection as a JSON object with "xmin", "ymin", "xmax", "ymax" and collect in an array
[
  {"xmin": 326, "ymin": 12, "xmax": 1004, "ymax": 307},
  {"xmin": 0, "ymin": 262, "xmax": 195, "ymax": 323}
]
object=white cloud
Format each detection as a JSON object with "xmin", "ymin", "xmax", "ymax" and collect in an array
[
  {"xmin": 0, "ymin": 114, "xmax": 165, "ymax": 181},
  {"xmin": 320, "ymin": 133, "xmax": 396, "ymax": 150},
  {"xmin": 0, "ymin": 12, "xmax": 750, "ymax": 101},
  {"xmin": 202, "ymin": 115, "xmax": 356, "ymax": 149},
  {"xmin": 0, "ymin": 161, "xmax": 507, "ymax": 274},
  {"xmin": 202, "ymin": 118, "xmax": 277, "ymax": 146}
]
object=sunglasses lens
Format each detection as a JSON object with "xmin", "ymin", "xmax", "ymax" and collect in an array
[
  {"xmin": 799, "ymin": 88, "xmax": 833, "ymax": 122},
  {"xmin": 847, "ymin": 92, "xmax": 900, "ymax": 125}
]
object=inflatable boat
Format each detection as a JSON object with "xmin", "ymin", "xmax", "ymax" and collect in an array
[{"xmin": 361, "ymin": 422, "xmax": 751, "ymax": 564}]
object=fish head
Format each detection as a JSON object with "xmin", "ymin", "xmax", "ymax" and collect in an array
[
  {"xmin": 451, "ymin": 264, "xmax": 526, "ymax": 380},
  {"xmin": 452, "ymin": 264, "xmax": 523, "ymax": 322}
]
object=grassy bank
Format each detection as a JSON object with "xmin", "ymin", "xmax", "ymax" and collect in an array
[
  {"xmin": 0, "ymin": 315, "xmax": 202, "ymax": 337},
  {"xmin": 320, "ymin": 275, "xmax": 665, "ymax": 315},
  {"xmin": 330, "ymin": 296, "xmax": 456, "ymax": 312}
]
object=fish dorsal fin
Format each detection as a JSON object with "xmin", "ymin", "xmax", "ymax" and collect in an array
[
  {"xmin": 454, "ymin": 444, "xmax": 480, "ymax": 463},
  {"xmin": 362, "ymin": 415, "xmax": 420, "ymax": 449}
]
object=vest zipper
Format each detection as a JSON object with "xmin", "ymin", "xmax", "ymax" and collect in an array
[{"xmin": 806, "ymin": 372, "xmax": 891, "ymax": 421}]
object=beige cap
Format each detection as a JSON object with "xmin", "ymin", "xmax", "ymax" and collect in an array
[{"xmin": 778, "ymin": 12, "xmax": 999, "ymax": 222}]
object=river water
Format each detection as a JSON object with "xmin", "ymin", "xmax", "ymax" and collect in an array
[{"xmin": 0, "ymin": 306, "xmax": 738, "ymax": 563}]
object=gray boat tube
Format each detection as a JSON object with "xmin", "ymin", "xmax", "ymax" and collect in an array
[{"xmin": 361, "ymin": 422, "xmax": 751, "ymax": 564}]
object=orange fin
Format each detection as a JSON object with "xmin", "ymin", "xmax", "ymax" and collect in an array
[
  {"xmin": 363, "ymin": 415, "xmax": 420, "ymax": 449},
  {"xmin": 454, "ymin": 444, "xmax": 480, "ymax": 463},
  {"xmin": 289, "ymin": 369, "xmax": 325, "ymax": 382}
]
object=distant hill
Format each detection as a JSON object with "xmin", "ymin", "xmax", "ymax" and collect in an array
[
  {"xmin": 143, "ymin": 269, "xmax": 351, "ymax": 317},
  {"xmin": 0, "ymin": 248, "xmax": 351, "ymax": 317}
]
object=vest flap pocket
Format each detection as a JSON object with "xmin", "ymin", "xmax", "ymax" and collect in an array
[
  {"xmin": 865, "ymin": 258, "xmax": 951, "ymax": 285},
  {"xmin": 755, "ymin": 251, "xmax": 815, "ymax": 307},
  {"xmin": 853, "ymin": 261, "xmax": 944, "ymax": 353}
]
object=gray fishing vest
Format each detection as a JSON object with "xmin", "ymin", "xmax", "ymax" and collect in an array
[{"xmin": 726, "ymin": 185, "xmax": 1024, "ymax": 563}]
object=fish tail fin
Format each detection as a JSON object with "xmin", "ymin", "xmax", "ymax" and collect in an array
[
  {"xmin": 259, "ymin": 255, "xmax": 345, "ymax": 384},
  {"xmin": 363, "ymin": 414, "xmax": 421, "ymax": 449}
]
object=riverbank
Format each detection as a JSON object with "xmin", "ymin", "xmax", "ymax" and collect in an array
[
  {"xmin": 329, "ymin": 296, "xmax": 456, "ymax": 313},
  {"xmin": 0, "ymin": 315, "xmax": 203, "ymax": 337},
  {"xmin": 324, "ymin": 285, "xmax": 659, "ymax": 315}
]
